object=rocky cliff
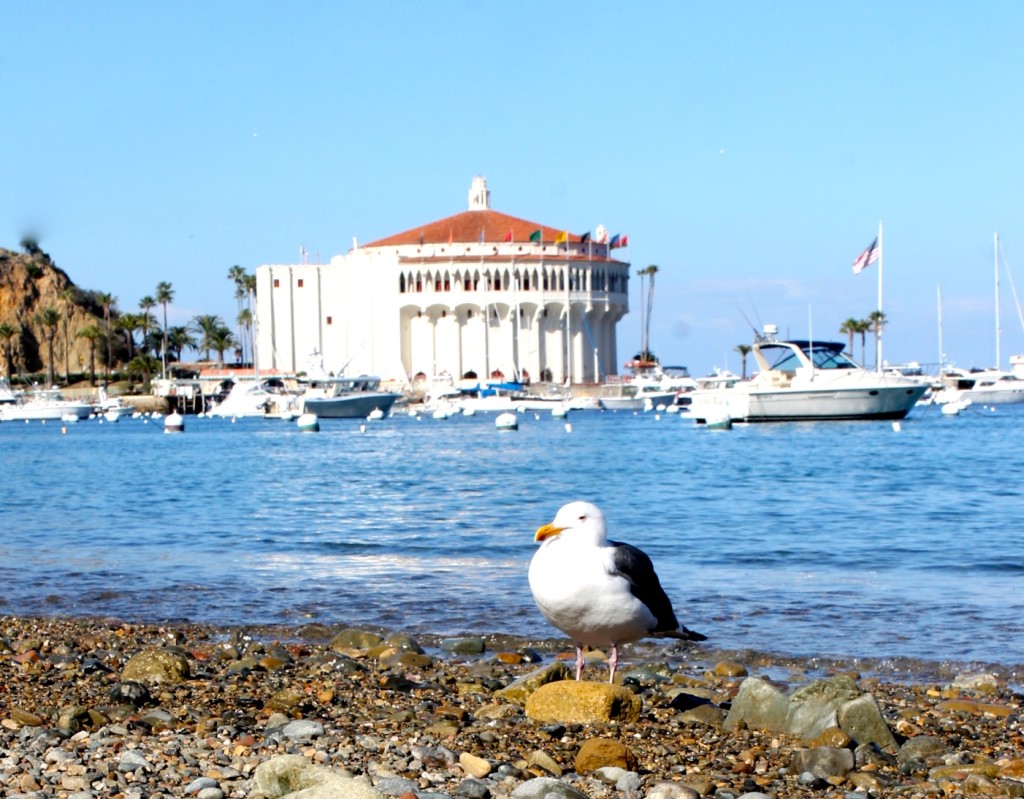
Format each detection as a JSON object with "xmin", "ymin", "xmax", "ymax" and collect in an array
[{"xmin": 0, "ymin": 246, "xmax": 114, "ymax": 378}]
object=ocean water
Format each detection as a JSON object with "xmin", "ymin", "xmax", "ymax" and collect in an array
[{"xmin": 2, "ymin": 403, "xmax": 1023, "ymax": 679}]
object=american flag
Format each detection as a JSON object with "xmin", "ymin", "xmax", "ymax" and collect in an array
[{"xmin": 852, "ymin": 238, "xmax": 880, "ymax": 274}]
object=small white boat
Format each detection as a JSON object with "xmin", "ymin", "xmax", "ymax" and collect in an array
[{"xmin": 92, "ymin": 387, "xmax": 133, "ymax": 421}]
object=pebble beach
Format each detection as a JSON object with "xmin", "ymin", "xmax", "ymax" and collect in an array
[{"xmin": 3, "ymin": 615, "xmax": 1023, "ymax": 799}]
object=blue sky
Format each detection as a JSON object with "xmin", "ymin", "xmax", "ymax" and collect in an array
[{"xmin": 3, "ymin": 1, "xmax": 1023, "ymax": 376}]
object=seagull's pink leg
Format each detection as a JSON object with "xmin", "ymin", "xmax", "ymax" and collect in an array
[
  {"xmin": 608, "ymin": 645, "xmax": 619, "ymax": 683},
  {"xmin": 575, "ymin": 645, "xmax": 585, "ymax": 680}
]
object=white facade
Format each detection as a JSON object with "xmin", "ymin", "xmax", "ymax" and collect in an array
[{"xmin": 256, "ymin": 179, "xmax": 630, "ymax": 384}]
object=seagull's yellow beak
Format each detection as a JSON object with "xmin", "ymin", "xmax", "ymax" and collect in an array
[{"xmin": 535, "ymin": 523, "xmax": 565, "ymax": 542}]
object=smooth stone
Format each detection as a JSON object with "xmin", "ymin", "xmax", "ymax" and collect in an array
[
  {"xmin": 374, "ymin": 776, "xmax": 420, "ymax": 795},
  {"xmin": 494, "ymin": 662, "xmax": 572, "ymax": 705},
  {"xmin": 510, "ymin": 777, "xmax": 589, "ymax": 799},
  {"xmin": 790, "ymin": 746, "xmax": 855, "ymax": 779},
  {"xmin": 455, "ymin": 778, "xmax": 491, "ymax": 799},
  {"xmin": 645, "ymin": 783, "xmax": 701, "ymax": 799},
  {"xmin": 441, "ymin": 636, "xmax": 486, "ymax": 655},
  {"xmin": 329, "ymin": 629, "xmax": 384, "ymax": 652},
  {"xmin": 281, "ymin": 719, "xmax": 325, "ymax": 741},
  {"xmin": 459, "ymin": 751, "xmax": 493, "ymax": 778},
  {"xmin": 253, "ymin": 754, "xmax": 383, "ymax": 799},
  {"xmin": 575, "ymin": 738, "xmax": 637, "ymax": 773},
  {"xmin": 184, "ymin": 777, "xmax": 219, "ymax": 794},
  {"xmin": 121, "ymin": 648, "xmax": 191, "ymax": 684},
  {"xmin": 118, "ymin": 750, "xmax": 151, "ymax": 773}
]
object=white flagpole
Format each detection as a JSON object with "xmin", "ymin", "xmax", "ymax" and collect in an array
[
  {"xmin": 876, "ymin": 220, "xmax": 884, "ymax": 372},
  {"xmin": 995, "ymin": 230, "xmax": 1001, "ymax": 370}
]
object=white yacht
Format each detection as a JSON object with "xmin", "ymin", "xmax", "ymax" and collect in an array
[
  {"xmin": 1, "ymin": 386, "xmax": 93, "ymax": 422},
  {"xmin": 689, "ymin": 326, "xmax": 928, "ymax": 423},
  {"xmin": 932, "ymin": 367, "xmax": 1024, "ymax": 406},
  {"xmin": 207, "ymin": 378, "xmax": 295, "ymax": 418}
]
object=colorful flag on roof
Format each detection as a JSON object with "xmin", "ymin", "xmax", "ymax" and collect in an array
[
  {"xmin": 580, "ymin": 231, "xmax": 591, "ymax": 244},
  {"xmin": 852, "ymin": 237, "xmax": 880, "ymax": 274},
  {"xmin": 554, "ymin": 230, "xmax": 568, "ymax": 245},
  {"xmin": 504, "ymin": 229, "xmax": 513, "ymax": 242},
  {"xmin": 529, "ymin": 229, "xmax": 542, "ymax": 242},
  {"xmin": 609, "ymin": 233, "xmax": 628, "ymax": 249}
]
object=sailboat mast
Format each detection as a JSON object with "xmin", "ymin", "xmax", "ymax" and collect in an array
[{"xmin": 995, "ymin": 231, "xmax": 1001, "ymax": 370}]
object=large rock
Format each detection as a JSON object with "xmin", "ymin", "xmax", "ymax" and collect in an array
[
  {"xmin": 525, "ymin": 680, "xmax": 641, "ymax": 724},
  {"xmin": 510, "ymin": 777, "xmax": 589, "ymax": 799},
  {"xmin": 121, "ymin": 648, "xmax": 190, "ymax": 685},
  {"xmin": 253, "ymin": 755, "xmax": 382, "ymax": 799},
  {"xmin": 725, "ymin": 675, "xmax": 895, "ymax": 751},
  {"xmin": 575, "ymin": 738, "xmax": 637, "ymax": 773}
]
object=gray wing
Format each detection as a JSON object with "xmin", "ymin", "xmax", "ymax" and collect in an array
[{"xmin": 608, "ymin": 540, "xmax": 680, "ymax": 633}]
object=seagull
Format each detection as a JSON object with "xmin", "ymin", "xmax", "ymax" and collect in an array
[{"xmin": 528, "ymin": 500, "xmax": 705, "ymax": 682}]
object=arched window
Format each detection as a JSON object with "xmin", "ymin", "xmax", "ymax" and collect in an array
[{"xmin": 399, "ymin": 273, "xmax": 406, "ymax": 292}]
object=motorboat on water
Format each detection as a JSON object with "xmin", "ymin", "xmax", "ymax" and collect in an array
[
  {"xmin": 0, "ymin": 386, "xmax": 93, "ymax": 422},
  {"xmin": 688, "ymin": 326, "xmax": 929, "ymax": 423},
  {"xmin": 299, "ymin": 375, "xmax": 402, "ymax": 419},
  {"xmin": 93, "ymin": 387, "xmax": 133, "ymax": 420},
  {"xmin": 932, "ymin": 367, "xmax": 1024, "ymax": 406},
  {"xmin": 207, "ymin": 378, "xmax": 299, "ymax": 418}
]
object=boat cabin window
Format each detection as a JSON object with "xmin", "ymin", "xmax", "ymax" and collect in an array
[{"xmin": 766, "ymin": 345, "xmax": 856, "ymax": 372}]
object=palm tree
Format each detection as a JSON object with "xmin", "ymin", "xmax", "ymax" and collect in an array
[
  {"xmin": 166, "ymin": 325, "xmax": 196, "ymax": 363},
  {"xmin": 37, "ymin": 307, "xmax": 60, "ymax": 386},
  {"xmin": 839, "ymin": 318, "xmax": 860, "ymax": 357},
  {"xmin": 735, "ymin": 344, "xmax": 752, "ymax": 379},
  {"xmin": 138, "ymin": 295, "xmax": 156, "ymax": 353},
  {"xmin": 869, "ymin": 310, "xmax": 887, "ymax": 370},
  {"xmin": 95, "ymin": 292, "xmax": 117, "ymax": 381},
  {"xmin": 155, "ymin": 281, "xmax": 174, "ymax": 378},
  {"xmin": 237, "ymin": 308, "xmax": 252, "ymax": 365},
  {"xmin": 125, "ymin": 353, "xmax": 161, "ymax": 389},
  {"xmin": 191, "ymin": 314, "xmax": 226, "ymax": 361},
  {"xmin": 59, "ymin": 287, "xmax": 77, "ymax": 384},
  {"xmin": 115, "ymin": 313, "xmax": 140, "ymax": 362},
  {"xmin": 228, "ymin": 265, "xmax": 247, "ymax": 362},
  {"xmin": 208, "ymin": 326, "xmax": 237, "ymax": 366},
  {"xmin": 643, "ymin": 264, "xmax": 658, "ymax": 361},
  {"xmin": 0, "ymin": 322, "xmax": 19, "ymax": 384},
  {"xmin": 854, "ymin": 319, "xmax": 871, "ymax": 365},
  {"xmin": 243, "ymin": 273, "xmax": 257, "ymax": 365},
  {"xmin": 77, "ymin": 325, "xmax": 103, "ymax": 386}
]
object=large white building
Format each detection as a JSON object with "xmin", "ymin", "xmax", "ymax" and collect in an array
[{"xmin": 255, "ymin": 178, "xmax": 631, "ymax": 384}]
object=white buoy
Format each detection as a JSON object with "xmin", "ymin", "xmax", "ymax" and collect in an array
[
  {"xmin": 495, "ymin": 412, "xmax": 518, "ymax": 431},
  {"xmin": 359, "ymin": 423, "xmax": 367, "ymax": 433},
  {"xmin": 297, "ymin": 412, "xmax": 319, "ymax": 432},
  {"xmin": 104, "ymin": 409, "xmax": 120, "ymax": 423},
  {"xmin": 552, "ymin": 405, "xmax": 569, "ymax": 419},
  {"xmin": 462, "ymin": 406, "xmax": 475, "ymax": 417},
  {"xmin": 667, "ymin": 405, "xmax": 680, "ymax": 414},
  {"xmin": 368, "ymin": 407, "xmax": 385, "ymax": 421},
  {"xmin": 164, "ymin": 412, "xmax": 185, "ymax": 433},
  {"xmin": 433, "ymin": 407, "xmax": 450, "ymax": 420},
  {"xmin": 941, "ymin": 402, "xmax": 960, "ymax": 416},
  {"xmin": 892, "ymin": 421, "xmax": 902, "ymax": 432},
  {"xmin": 564, "ymin": 422, "xmax": 572, "ymax": 433}
]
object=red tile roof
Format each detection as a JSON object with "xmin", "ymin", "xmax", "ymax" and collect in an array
[{"xmin": 363, "ymin": 209, "xmax": 583, "ymax": 247}]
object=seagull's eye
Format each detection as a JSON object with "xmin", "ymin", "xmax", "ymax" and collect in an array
[{"xmin": 578, "ymin": 515, "xmax": 586, "ymax": 521}]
